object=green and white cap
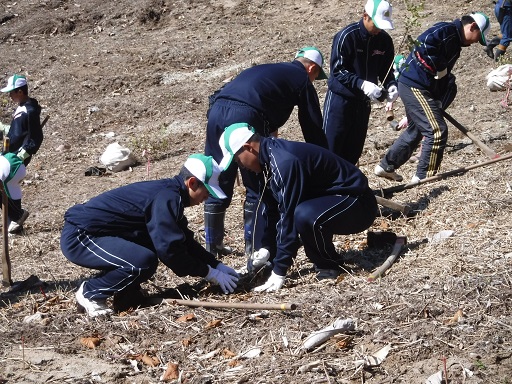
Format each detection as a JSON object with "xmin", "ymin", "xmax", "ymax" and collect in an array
[
  {"xmin": 470, "ymin": 12, "xmax": 491, "ymax": 46},
  {"xmin": 218, "ymin": 123, "xmax": 256, "ymax": 170},
  {"xmin": 364, "ymin": 0, "xmax": 394, "ymax": 30},
  {"xmin": 1, "ymin": 74, "xmax": 27, "ymax": 93},
  {"xmin": 295, "ymin": 46, "xmax": 328, "ymax": 80},
  {"xmin": 184, "ymin": 154, "xmax": 226, "ymax": 199}
]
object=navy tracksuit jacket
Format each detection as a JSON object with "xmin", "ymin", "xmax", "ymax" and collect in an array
[
  {"xmin": 60, "ymin": 177, "xmax": 220, "ymax": 299},
  {"xmin": 2, "ymin": 97, "xmax": 43, "ymax": 166},
  {"xmin": 257, "ymin": 137, "xmax": 377, "ymax": 276},
  {"xmin": 205, "ymin": 60, "xmax": 328, "ymax": 208},
  {"xmin": 323, "ymin": 19, "xmax": 396, "ymax": 164}
]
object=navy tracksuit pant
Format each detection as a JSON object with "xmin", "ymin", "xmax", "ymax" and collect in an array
[
  {"xmin": 294, "ymin": 189, "xmax": 377, "ymax": 270},
  {"xmin": 380, "ymin": 79, "xmax": 457, "ymax": 179},
  {"xmin": 60, "ymin": 222, "xmax": 158, "ymax": 300},
  {"xmin": 323, "ymin": 90, "xmax": 371, "ymax": 165}
]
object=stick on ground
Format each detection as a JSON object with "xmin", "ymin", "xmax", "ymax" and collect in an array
[
  {"xmin": 154, "ymin": 298, "xmax": 298, "ymax": 311},
  {"xmin": 368, "ymin": 236, "xmax": 407, "ymax": 282},
  {"xmin": 376, "ymin": 152, "xmax": 512, "ymax": 196},
  {"xmin": 442, "ymin": 111, "xmax": 498, "ymax": 159}
]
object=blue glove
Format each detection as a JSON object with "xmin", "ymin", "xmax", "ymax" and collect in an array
[
  {"xmin": 215, "ymin": 262, "xmax": 239, "ymax": 278},
  {"xmin": 205, "ymin": 265, "xmax": 238, "ymax": 294}
]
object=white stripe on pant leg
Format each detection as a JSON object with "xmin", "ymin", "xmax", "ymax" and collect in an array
[
  {"xmin": 78, "ymin": 231, "xmax": 142, "ymax": 298},
  {"xmin": 312, "ymin": 195, "xmax": 358, "ymax": 260}
]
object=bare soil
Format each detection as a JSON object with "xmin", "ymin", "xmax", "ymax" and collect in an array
[{"xmin": 1, "ymin": 0, "xmax": 511, "ymax": 383}]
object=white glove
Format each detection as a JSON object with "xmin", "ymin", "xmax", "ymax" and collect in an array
[
  {"xmin": 398, "ymin": 116, "xmax": 408, "ymax": 130},
  {"xmin": 434, "ymin": 68, "xmax": 447, "ymax": 79},
  {"xmin": 205, "ymin": 265, "xmax": 238, "ymax": 294},
  {"xmin": 360, "ymin": 80, "xmax": 382, "ymax": 101},
  {"xmin": 253, "ymin": 271, "xmax": 285, "ymax": 292},
  {"xmin": 215, "ymin": 262, "xmax": 239, "ymax": 278},
  {"xmin": 386, "ymin": 85, "xmax": 398, "ymax": 102},
  {"xmin": 247, "ymin": 248, "xmax": 271, "ymax": 273}
]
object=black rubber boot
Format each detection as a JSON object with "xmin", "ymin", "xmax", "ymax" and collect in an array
[
  {"xmin": 204, "ymin": 204, "xmax": 232, "ymax": 256},
  {"xmin": 243, "ymin": 201, "xmax": 257, "ymax": 256}
]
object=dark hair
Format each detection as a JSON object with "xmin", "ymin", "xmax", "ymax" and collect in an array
[
  {"xmin": 461, "ymin": 15, "xmax": 475, "ymax": 26},
  {"xmin": 15, "ymin": 84, "xmax": 28, "ymax": 95},
  {"xmin": 179, "ymin": 166, "xmax": 204, "ymax": 186},
  {"xmin": 179, "ymin": 166, "xmax": 194, "ymax": 180}
]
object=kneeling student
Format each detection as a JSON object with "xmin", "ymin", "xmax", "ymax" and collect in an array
[
  {"xmin": 219, "ymin": 123, "xmax": 377, "ymax": 292},
  {"xmin": 61, "ymin": 154, "xmax": 239, "ymax": 317}
]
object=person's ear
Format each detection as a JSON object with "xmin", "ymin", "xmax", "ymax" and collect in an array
[{"xmin": 186, "ymin": 176, "xmax": 200, "ymax": 190}]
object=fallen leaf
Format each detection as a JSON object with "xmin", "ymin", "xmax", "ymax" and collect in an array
[
  {"xmin": 379, "ymin": 221, "xmax": 390, "ymax": 230},
  {"xmin": 182, "ymin": 337, "xmax": 193, "ymax": 347},
  {"xmin": 205, "ymin": 319, "xmax": 223, "ymax": 329},
  {"xmin": 223, "ymin": 348, "xmax": 236, "ymax": 358},
  {"xmin": 162, "ymin": 362, "xmax": 179, "ymax": 381},
  {"xmin": 80, "ymin": 336, "xmax": 101, "ymax": 349},
  {"xmin": 444, "ymin": 309, "xmax": 463, "ymax": 325},
  {"xmin": 176, "ymin": 313, "xmax": 196, "ymax": 322},
  {"xmin": 141, "ymin": 353, "xmax": 160, "ymax": 367},
  {"xmin": 335, "ymin": 336, "xmax": 353, "ymax": 349},
  {"xmin": 227, "ymin": 359, "xmax": 240, "ymax": 367}
]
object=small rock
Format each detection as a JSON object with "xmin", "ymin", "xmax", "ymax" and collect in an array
[{"xmin": 56, "ymin": 144, "xmax": 71, "ymax": 152}]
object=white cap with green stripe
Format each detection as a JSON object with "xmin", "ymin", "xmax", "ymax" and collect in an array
[
  {"xmin": 218, "ymin": 123, "xmax": 256, "ymax": 170},
  {"xmin": 184, "ymin": 154, "xmax": 226, "ymax": 199},
  {"xmin": 364, "ymin": 0, "xmax": 394, "ymax": 30},
  {"xmin": 470, "ymin": 12, "xmax": 491, "ymax": 46},
  {"xmin": 1, "ymin": 74, "xmax": 27, "ymax": 93}
]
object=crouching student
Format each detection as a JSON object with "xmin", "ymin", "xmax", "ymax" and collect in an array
[
  {"xmin": 218, "ymin": 123, "xmax": 377, "ymax": 292},
  {"xmin": 60, "ymin": 154, "xmax": 239, "ymax": 317}
]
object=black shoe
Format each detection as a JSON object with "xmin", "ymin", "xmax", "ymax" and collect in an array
[{"xmin": 113, "ymin": 286, "xmax": 147, "ymax": 312}]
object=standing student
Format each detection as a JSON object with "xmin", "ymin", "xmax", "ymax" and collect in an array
[
  {"xmin": 323, "ymin": 0, "xmax": 398, "ymax": 165},
  {"xmin": 204, "ymin": 46, "xmax": 329, "ymax": 258},
  {"xmin": 0, "ymin": 74, "xmax": 43, "ymax": 233},
  {"xmin": 485, "ymin": 0, "xmax": 512, "ymax": 61},
  {"xmin": 375, "ymin": 13, "xmax": 491, "ymax": 182}
]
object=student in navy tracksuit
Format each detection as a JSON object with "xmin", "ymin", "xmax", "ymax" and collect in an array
[
  {"xmin": 484, "ymin": 0, "xmax": 512, "ymax": 60},
  {"xmin": 0, "ymin": 74, "xmax": 44, "ymax": 233},
  {"xmin": 323, "ymin": 0, "xmax": 397, "ymax": 165},
  {"xmin": 204, "ymin": 47, "xmax": 329, "ymax": 259},
  {"xmin": 218, "ymin": 123, "xmax": 377, "ymax": 292},
  {"xmin": 375, "ymin": 13, "xmax": 491, "ymax": 183},
  {"xmin": 60, "ymin": 154, "xmax": 239, "ymax": 317}
]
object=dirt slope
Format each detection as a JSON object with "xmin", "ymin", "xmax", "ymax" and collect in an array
[{"xmin": 0, "ymin": 0, "xmax": 511, "ymax": 383}]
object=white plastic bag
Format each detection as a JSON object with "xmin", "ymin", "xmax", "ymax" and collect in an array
[
  {"xmin": 486, "ymin": 64, "xmax": 512, "ymax": 91},
  {"xmin": 99, "ymin": 142, "xmax": 131, "ymax": 168}
]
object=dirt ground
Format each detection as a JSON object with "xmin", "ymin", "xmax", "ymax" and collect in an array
[{"xmin": 0, "ymin": 0, "xmax": 511, "ymax": 383}]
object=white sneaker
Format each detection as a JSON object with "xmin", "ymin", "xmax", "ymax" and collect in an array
[
  {"xmin": 76, "ymin": 282, "xmax": 112, "ymax": 317},
  {"xmin": 374, "ymin": 165, "xmax": 403, "ymax": 182},
  {"xmin": 410, "ymin": 175, "xmax": 421, "ymax": 184},
  {"xmin": 8, "ymin": 210, "xmax": 30, "ymax": 234}
]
